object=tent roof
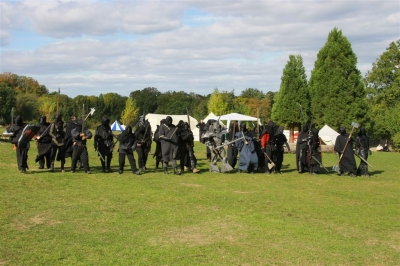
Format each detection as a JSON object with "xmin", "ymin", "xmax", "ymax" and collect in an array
[
  {"xmin": 203, "ymin": 112, "xmax": 225, "ymax": 126},
  {"xmin": 219, "ymin": 112, "xmax": 258, "ymax": 121},
  {"xmin": 110, "ymin": 120, "xmax": 124, "ymax": 131},
  {"xmin": 319, "ymin": 124, "xmax": 339, "ymax": 145}
]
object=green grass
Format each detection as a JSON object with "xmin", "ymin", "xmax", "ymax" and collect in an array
[{"xmin": 0, "ymin": 137, "xmax": 399, "ymax": 265}]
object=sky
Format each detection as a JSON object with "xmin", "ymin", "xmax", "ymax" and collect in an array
[{"xmin": 0, "ymin": 0, "xmax": 399, "ymax": 98}]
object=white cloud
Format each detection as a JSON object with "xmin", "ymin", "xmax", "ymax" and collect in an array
[{"xmin": 0, "ymin": 0, "xmax": 399, "ymax": 97}]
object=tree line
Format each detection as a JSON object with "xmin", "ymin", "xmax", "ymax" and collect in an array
[{"xmin": 0, "ymin": 28, "xmax": 399, "ymax": 146}]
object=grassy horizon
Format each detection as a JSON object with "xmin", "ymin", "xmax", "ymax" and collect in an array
[{"xmin": 1, "ymin": 138, "xmax": 399, "ymax": 265}]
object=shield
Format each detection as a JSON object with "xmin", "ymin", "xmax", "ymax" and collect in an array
[{"xmin": 18, "ymin": 124, "xmax": 40, "ymax": 148}]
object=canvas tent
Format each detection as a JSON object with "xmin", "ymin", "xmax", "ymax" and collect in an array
[
  {"xmin": 218, "ymin": 113, "xmax": 259, "ymax": 128},
  {"xmin": 145, "ymin": 113, "xmax": 200, "ymax": 141},
  {"xmin": 110, "ymin": 120, "xmax": 125, "ymax": 131},
  {"xmin": 202, "ymin": 112, "xmax": 225, "ymax": 127},
  {"xmin": 319, "ymin": 124, "xmax": 339, "ymax": 145}
]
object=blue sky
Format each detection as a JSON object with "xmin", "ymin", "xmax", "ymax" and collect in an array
[{"xmin": 0, "ymin": 0, "xmax": 399, "ymax": 97}]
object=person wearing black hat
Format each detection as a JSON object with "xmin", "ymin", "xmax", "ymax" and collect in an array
[
  {"xmin": 7, "ymin": 115, "xmax": 29, "ymax": 173},
  {"xmin": 49, "ymin": 113, "xmax": 66, "ymax": 172},
  {"xmin": 272, "ymin": 126, "xmax": 291, "ymax": 174},
  {"xmin": 94, "ymin": 116, "xmax": 114, "ymax": 173},
  {"xmin": 334, "ymin": 126, "xmax": 357, "ymax": 177},
  {"xmin": 236, "ymin": 122, "xmax": 258, "ymax": 174},
  {"xmin": 152, "ymin": 119, "xmax": 165, "ymax": 169},
  {"xmin": 70, "ymin": 120, "xmax": 92, "ymax": 173},
  {"xmin": 355, "ymin": 126, "xmax": 372, "ymax": 177},
  {"xmin": 117, "ymin": 125, "xmax": 140, "ymax": 175},
  {"xmin": 34, "ymin": 115, "xmax": 52, "ymax": 169},
  {"xmin": 159, "ymin": 116, "xmax": 182, "ymax": 175}
]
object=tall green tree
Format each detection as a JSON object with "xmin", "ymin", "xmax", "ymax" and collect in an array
[
  {"xmin": 156, "ymin": 91, "xmax": 193, "ymax": 115},
  {"xmin": 240, "ymin": 88, "xmax": 265, "ymax": 100},
  {"xmin": 0, "ymin": 84, "xmax": 16, "ymax": 125},
  {"xmin": 272, "ymin": 54, "xmax": 309, "ymax": 142},
  {"xmin": 364, "ymin": 39, "xmax": 400, "ymax": 139},
  {"xmin": 309, "ymin": 28, "xmax": 369, "ymax": 130}
]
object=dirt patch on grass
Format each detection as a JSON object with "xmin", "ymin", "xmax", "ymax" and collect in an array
[
  {"xmin": 12, "ymin": 213, "xmax": 62, "ymax": 231},
  {"xmin": 148, "ymin": 217, "xmax": 246, "ymax": 247},
  {"xmin": 0, "ymin": 260, "xmax": 8, "ymax": 265}
]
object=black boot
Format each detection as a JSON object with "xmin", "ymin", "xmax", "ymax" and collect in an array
[
  {"xmin": 61, "ymin": 161, "xmax": 65, "ymax": 172},
  {"xmin": 49, "ymin": 162, "xmax": 54, "ymax": 172},
  {"xmin": 174, "ymin": 168, "xmax": 181, "ymax": 175},
  {"xmin": 101, "ymin": 161, "xmax": 106, "ymax": 173},
  {"xmin": 163, "ymin": 167, "xmax": 168, "ymax": 174}
]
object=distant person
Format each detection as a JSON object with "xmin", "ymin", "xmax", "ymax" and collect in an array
[
  {"xmin": 49, "ymin": 113, "xmax": 66, "ymax": 172},
  {"xmin": 272, "ymin": 126, "xmax": 291, "ymax": 174},
  {"xmin": 35, "ymin": 115, "xmax": 52, "ymax": 169},
  {"xmin": 196, "ymin": 120, "xmax": 206, "ymax": 142},
  {"xmin": 334, "ymin": 126, "xmax": 357, "ymax": 177},
  {"xmin": 355, "ymin": 126, "xmax": 372, "ymax": 177},
  {"xmin": 70, "ymin": 120, "xmax": 92, "ymax": 174},
  {"xmin": 179, "ymin": 122, "xmax": 200, "ymax": 173},
  {"xmin": 235, "ymin": 123, "xmax": 258, "ymax": 174},
  {"xmin": 94, "ymin": 116, "xmax": 114, "ymax": 173},
  {"xmin": 159, "ymin": 116, "xmax": 182, "ymax": 175},
  {"xmin": 117, "ymin": 126, "xmax": 140, "ymax": 175},
  {"xmin": 226, "ymin": 122, "xmax": 239, "ymax": 169},
  {"xmin": 7, "ymin": 115, "xmax": 29, "ymax": 173}
]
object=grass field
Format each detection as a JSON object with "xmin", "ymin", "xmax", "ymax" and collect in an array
[{"xmin": 0, "ymin": 137, "xmax": 399, "ymax": 265}]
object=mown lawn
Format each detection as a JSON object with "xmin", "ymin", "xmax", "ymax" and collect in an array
[{"xmin": 0, "ymin": 137, "xmax": 399, "ymax": 265}]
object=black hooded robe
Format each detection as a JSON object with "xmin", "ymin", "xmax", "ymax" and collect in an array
[
  {"xmin": 334, "ymin": 131, "xmax": 357, "ymax": 175},
  {"xmin": 8, "ymin": 116, "xmax": 29, "ymax": 172}
]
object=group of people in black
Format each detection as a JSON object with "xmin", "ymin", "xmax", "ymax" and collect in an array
[{"xmin": 6, "ymin": 113, "xmax": 372, "ymax": 177}]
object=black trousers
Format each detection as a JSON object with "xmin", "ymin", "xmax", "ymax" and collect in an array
[
  {"xmin": 17, "ymin": 147, "xmax": 29, "ymax": 171},
  {"xmin": 71, "ymin": 145, "xmax": 90, "ymax": 172},
  {"xmin": 136, "ymin": 146, "xmax": 148, "ymax": 168},
  {"xmin": 119, "ymin": 152, "xmax": 138, "ymax": 173}
]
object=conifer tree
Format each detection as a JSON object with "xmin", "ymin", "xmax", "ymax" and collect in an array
[
  {"xmin": 309, "ymin": 28, "xmax": 369, "ymax": 130},
  {"xmin": 272, "ymin": 54, "xmax": 309, "ymax": 142}
]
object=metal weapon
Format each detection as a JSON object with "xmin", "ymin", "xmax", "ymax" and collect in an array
[
  {"xmin": 82, "ymin": 104, "xmax": 85, "ymax": 133},
  {"xmin": 355, "ymin": 153, "xmax": 374, "ymax": 168},
  {"xmin": 57, "ymin": 88, "xmax": 60, "ymax": 116},
  {"xmin": 310, "ymin": 155, "xmax": 330, "ymax": 173},
  {"xmin": 256, "ymin": 108, "xmax": 260, "ymax": 140},
  {"xmin": 214, "ymin": 134, "xmax": 245, "ymax": 150},
  {"xmin": 333, "ymin": 121, "xmax": 359, "ymax": 173},
  {"xmin": 263, "ymin": 150, "xmax": 275, "ymax": 170},
  {"xmin": 84, "ymin": 107, "xmax": 96, "ymax": 121},
  {"xmin": 186, "ymin": 107, "xmax": 191, "ymax": 128}
]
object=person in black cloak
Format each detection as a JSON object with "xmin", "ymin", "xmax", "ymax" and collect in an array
[
  {"xmin": 117, "ymin": 125, "xmax": 140, "ymax": 175},
  {"xmin": 272, "ymin": 126, "xmax": 290, "ymax": 174},
  {"xmin": 261, "ymin": 121, "xmax": 276, "ymax": 174},
  {"xmin": 226, "ymin": 121, "xmax": 239, "ymax": 169},
  {"xmin": 355, "ymin": 126, "xmax": 372, "ymax": 177},
  {"xmin": 152, "ymin": 119, "xmax": 165, "ymax": 169},
  {"xmin": 135, "ymin": 122, "xmax": 151, "ymax": 173},
  {"xmin": 235, "ymin": 122, "xmax": 258, "ymax": 174},
  {"xmin": 179, "ymin": 122, "xmax": 200, "ymax": 173},
  {"xmin": 34, "ymin": 115, "xmax": 52, "ymax": 169},
  {"xmin": 70, "ymin": 120, "xmax": 92, "ymax": 173},
  {"xmin": 49, "ymin": 113, "xmax": 66, "ymax": 172},
  {"xmin": 307, "ymin": 125, "xmax": 321, "ymax": 175},
  {"xmin": 334, "ymin": 126, "xmax": 357, "ymax": 177},
  {"xmin": 94, "ymin": 116, "xmax": 114, "ymax": 172},
  {"xmin": 196, "ymin": 120, "xmax": 206, "ymax": 143},
  {"xmin": 7, "ymin": 115, "xmax": 29, "ymax": 173},
  {"xmin": 64, "ymin": 115, "xmax": 77, "ymax": 159},
  {"xmin": 159, "ymin": 116, "xmax": 182, "ymax": 175},
  {"xmin": 296, "ymin": 123, "xmax": 309, "ymax": 173}
]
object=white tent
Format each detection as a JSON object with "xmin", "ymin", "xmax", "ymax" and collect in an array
[
  {"xmin": 202, "ymin": 112, "xmax": 225, "ymax": 126},
  {"xmin": 110, "ymin": 120, "xmax": 124, "ymax": 131},
  {"xmin": 218, "ymin": 112, "xmax": 259, "ymax": 127},
  {"xmin": 319, "ymin": 124, "xmax": 339, "ymax": 145},
  {"xmin": 145, "ymin": 113, "xmax": 200, "ymax": 141}
]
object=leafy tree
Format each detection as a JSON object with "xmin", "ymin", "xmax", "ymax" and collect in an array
[
  {"xmin": 0, "ymin": 72, "xmax": 48, "ymax": 96},
  {"xmin": 156, "ymin": 91, "xmax": 193, "ymax": 114},
  {"xmin": 15, "ymin": 93, "xmax": 39, "ymax": 122},
  {"xmin": 207, "ymin": 88, "xmax": 235, "ymax": 115},
  {"xmin": 308, "ymin": 28, "xmax": 369, "ymax": 130},
  {"xmin": 129, "ymin": 87, "xmax": 159, "ymax": 114},
  {"xmin": 240, "ymin": 88, "xmax": 265, "ymax": 100},
  {"xmin": 272, "ymin": 55, "xmax": 309, "ymax": 142},
  {"xmin": 364, "ymin": 39, "xmax": 400, "ymax": 139},
  {"xmin": 192, "ymin": 95, "xmax": 210, "ymax": 121},
  {"xmin": 0, "ymin": 84, "xmax": 16, "ymax": 124},
  {"xmin": 121, "ymin": 97, "xmax": 140, "ymax": 126},
  {"xmin": 102, "ymin": 93, "xmax": 127, "ymax": 122},
  {"xmin": 38, "ymin": 95, "xmax": 57, "ymax": 120}
]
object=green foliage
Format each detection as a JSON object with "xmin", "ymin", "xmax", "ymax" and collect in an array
[
  {"xmin": 129, "ymin": 87, "xmax": 159, "ymax": 114},
  {"xmin": 0, "ymin": 84, "xmax": 16, "ymax": 124},
  {"xmin": 156, "ymin": 91, "xmax": 194, "ymax": 114},
  {"xmin": 208, "ymin": 88, "xmax": 235, "ymax": 115},
  {"xmin": 15, "ymin": 93, "xmax": 39, "ymax": 122},
  {"xmin": 37, "ymin": 95, "xmax": 57, "ymax": 119},
  {"xmin": 309, "ymin": 28, "xmax": 369, "ymax": 130},
  {"xmin": 272, "ymin": 54, "xmax": 309, "ymax": 129},
  {"xmin": 121, "ymin": 97, "xmax": 140, "ymax": 126},
  {"xmin": 364, "ymin": 39, "xmax": 400, "ymax": 139},
  {"xmin": 0, "ymin": 72, "xmax": 48, "ymax": 96},
  {"xmin": 240, "ymin": 88, "xmax": 265, "ymax": 99}
]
